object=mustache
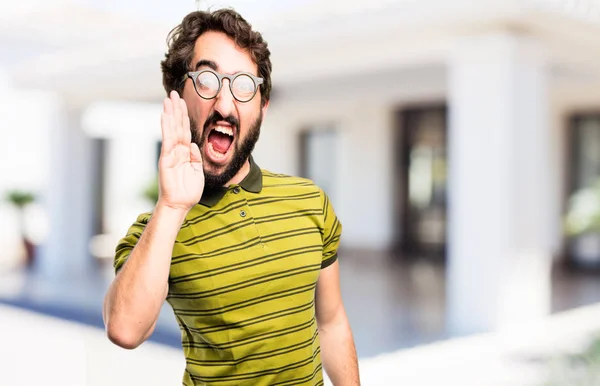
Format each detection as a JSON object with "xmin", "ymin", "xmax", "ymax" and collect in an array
[{"xmin": 202, "ymin": 112, "xmax": 239, "ymax": 135}]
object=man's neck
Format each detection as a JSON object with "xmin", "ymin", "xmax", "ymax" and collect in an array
[{"xmin": 225, "ymin": 158, "xmax": 251, "ymax": 187}]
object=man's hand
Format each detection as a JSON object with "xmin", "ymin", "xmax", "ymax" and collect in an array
[{"xmin": 159, "ymin": 90, "xmax": 204, "ymax": 212}]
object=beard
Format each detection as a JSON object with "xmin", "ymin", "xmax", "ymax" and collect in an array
[{"xmin": 190, "ymin": 111, "xmax": 262, "ymax": 190}]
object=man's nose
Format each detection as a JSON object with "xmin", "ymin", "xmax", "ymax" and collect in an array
[{"xmin": 213, "ymin": 79, "xmax": 234, "ymax": 118}]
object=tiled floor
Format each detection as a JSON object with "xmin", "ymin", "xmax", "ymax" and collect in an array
[{"xmin": 1, "ymin": 250, "xmax": 599, "ymax": 360}]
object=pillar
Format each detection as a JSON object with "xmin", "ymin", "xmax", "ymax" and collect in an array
[
  {"xmin": 446, "ymin": 31, "xmax": 552, "ymax": 334},
  {"xmin": 39, "ymin": 109, "xmax": 98, "ymax": 278}
]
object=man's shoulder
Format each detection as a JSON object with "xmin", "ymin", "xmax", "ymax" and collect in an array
[
  {"xmin": 134, "ymin": 211, "xmax": 153, "ymax": 224},
  {"xmin": 120, "ymin": 211, "xmax": 153, "ymax": 234},
  {"xmin": 260, "ymin": 169, "xmax": 323, "ymax": 194}
]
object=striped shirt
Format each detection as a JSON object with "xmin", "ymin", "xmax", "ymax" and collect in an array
[{"xmin": 113, "ymin": 156, "xmax": 342, "ymax": 385}]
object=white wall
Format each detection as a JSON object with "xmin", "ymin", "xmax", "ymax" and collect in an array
[{"xmin": 547, "ymin": 100, "xmax": 568, "ymax": 259}]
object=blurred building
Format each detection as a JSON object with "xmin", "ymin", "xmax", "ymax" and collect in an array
[{"xmin": 2, "ymin": 0, "xmax": 600, "ymax": 336}]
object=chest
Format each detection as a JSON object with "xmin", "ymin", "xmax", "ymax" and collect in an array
[{"xmin": 167, "ymin": 194, "xmax": 324, "ymax": 308}]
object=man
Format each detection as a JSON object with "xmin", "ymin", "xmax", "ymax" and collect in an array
[{"xmin": 102, "ymin": 8, "xmax": 359, "ymax": 386}]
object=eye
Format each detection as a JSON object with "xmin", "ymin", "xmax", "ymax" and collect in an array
[
  {"xmin": 196, "ymin": 72, "xmax": 219, "ymax": 91},
  {"xmin": 232, "ymin": 75, "xmax": 256, "ymax": 98}
]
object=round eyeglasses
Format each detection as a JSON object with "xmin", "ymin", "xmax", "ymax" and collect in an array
[{"xmin": 187, "ymin": 70, "xmax": 263, "ymax": 103}]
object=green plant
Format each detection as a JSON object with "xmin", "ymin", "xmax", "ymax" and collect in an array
[
  {"xmin": 564, "ymin": 179, "xmax": 600, "ymax": 237},
  {"xmin": 143, "ymin": 176, "xmax": 159, "ymax": 204},
  {"xmin": 5, "ymin": 189, "xmax": 36, "ymax": 267},
  {"xmin": 6, "ymin": 191, "xmax": 35, "ymax": 208}
]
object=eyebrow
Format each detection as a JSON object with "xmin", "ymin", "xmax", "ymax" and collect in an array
[
  {"xmin": 194, "ymin": 59, "xmax": 218, "ymax": 71},
  {"xmin": 193, "ymin": 59, "xmax": 257, "ymax": 77}
]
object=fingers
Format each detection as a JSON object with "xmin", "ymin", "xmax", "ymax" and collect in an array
[
  {"xmin": 164, "ymin": 94, "xmax": 173, "ymax": 115},
  {"xmin": 170, "ymin": 90, "xmax": 184, "ymax": 143},
  {"xmin": 161, "ymin": 97, "xmax": 175, "ymax": 155},
  {"xmin": 161, "ymin": 90, "xmax": 192, "ymax": 156},
  {"xmin": 181, "ymin": 98, "xmax": 192, "ymax": 145}
]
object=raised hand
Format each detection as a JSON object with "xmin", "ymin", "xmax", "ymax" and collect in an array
[{"xmin": 157, "ymin": 90, "xmax": 204, "ymax": 212}]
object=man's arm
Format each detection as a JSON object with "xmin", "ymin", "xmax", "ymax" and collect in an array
[
  {"xmin": 316, "ymin": 259, "xmax": 360, "ymax": 385},
  {"xmin": 102, "ymin": 204, "xmax": 186, "ymax": 349},
  {"xmin": 103, "ymin": 91, "xmax": 204, "ymax": 349}
]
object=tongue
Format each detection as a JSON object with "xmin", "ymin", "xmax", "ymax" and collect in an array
[{"xmin": 208, "ymin": 131, "xmax": 233, "ymax": 154}]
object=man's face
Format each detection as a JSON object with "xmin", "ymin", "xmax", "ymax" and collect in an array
[{"xmin": 182, "ymin": 31, "xmax": 269, "ymax": 189}]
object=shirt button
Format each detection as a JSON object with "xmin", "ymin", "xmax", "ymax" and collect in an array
[
  {"xmin": 240, "ymin": 210, "xmax": 247, "ymax": 217},
  {"xmin": 233, "ymin": 187, "xmax": 241, "ymax": 194}
]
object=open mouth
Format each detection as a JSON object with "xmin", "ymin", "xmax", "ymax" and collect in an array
[{"xmin": 205, "ymin": 124, "xmax": 235, "ymax": 163}]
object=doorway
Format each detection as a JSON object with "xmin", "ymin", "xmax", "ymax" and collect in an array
[
  {"xmin": 393, "ymin": 106, "xmax": 448, "ymax": 261},
  {"xmin": 565, "ymin": 114, "xmax": 600, "ymax": 269}
]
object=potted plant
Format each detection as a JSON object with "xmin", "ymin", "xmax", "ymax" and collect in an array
[{"xmin": 6, "ymin": 190, "xmax": 36, "ymax": 268}]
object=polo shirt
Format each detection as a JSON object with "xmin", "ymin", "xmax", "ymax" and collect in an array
[{"xmin": 113, "ymin": 156, "xmax": 342, "ymax": 386}]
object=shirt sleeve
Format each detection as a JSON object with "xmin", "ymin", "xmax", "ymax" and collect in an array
[
  {"xmin": 320, "ymin": 189, "xmax": 342, "ymax": 269},
  {"xmin": 113, "ymin": 212, "xmax": 151, "ymax": 274}
]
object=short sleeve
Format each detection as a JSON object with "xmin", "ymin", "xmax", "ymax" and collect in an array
[
  {"xmin": 320, "ymin": 189, "xmax": 342, "ymax": 269},
  {"xmin": 114, "ymin": 212, "xmax": 151, "ymax": 274}
]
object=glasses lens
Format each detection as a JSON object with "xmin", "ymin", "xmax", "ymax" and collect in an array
[
  {"xmin": 196, "ymin": 71, "xmax": 220, "ymax": 98},
  {"xmin": 232, "ymin": 74, "xmax": 257, "ymax": 102}
]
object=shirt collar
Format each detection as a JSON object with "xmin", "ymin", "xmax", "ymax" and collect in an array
[{"xmin": 199, "ymin": 156, "xmax": 263, "ymax": 207}]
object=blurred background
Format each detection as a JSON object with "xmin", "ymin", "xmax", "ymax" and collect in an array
[{"xmin": 3, "ymin": 0, "xmax": 600, "ymax": 385}]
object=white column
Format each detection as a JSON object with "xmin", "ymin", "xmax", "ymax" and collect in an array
[
  {"xmin": 447, "ymin": 32, "xmax": 552, "ymax": 334},
  {"xmin": 39, "ymin": 109, "xmax": 98, "ymax": 278}
]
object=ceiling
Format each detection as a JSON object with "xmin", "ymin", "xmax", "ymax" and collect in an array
[{"xmin": 2, "ymin": 0, "xmax": 600, "ymax": 108}]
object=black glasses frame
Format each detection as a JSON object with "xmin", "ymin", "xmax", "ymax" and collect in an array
[{"xmin": 186, "ymin": 69, "xmax": 264, "ymax": 103}]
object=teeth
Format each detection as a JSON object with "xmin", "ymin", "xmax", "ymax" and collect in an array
[{"xmin": 213, "ymin": 125, "xmax": 233, "ymax": 136}]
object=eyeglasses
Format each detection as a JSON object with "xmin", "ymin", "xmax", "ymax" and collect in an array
[{"xmin": 186, "ymin": 69, "xmax": 263, "ymax": 103}]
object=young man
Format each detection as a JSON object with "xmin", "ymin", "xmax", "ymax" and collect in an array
[{"xmin": 102, "ymin": 8, "xmax": 360, "ymax": 386}]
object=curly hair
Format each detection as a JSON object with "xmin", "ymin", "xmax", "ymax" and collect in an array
[{"xmin": 160, "ymin": 9, "xmax": 272, "ymax": 106}]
